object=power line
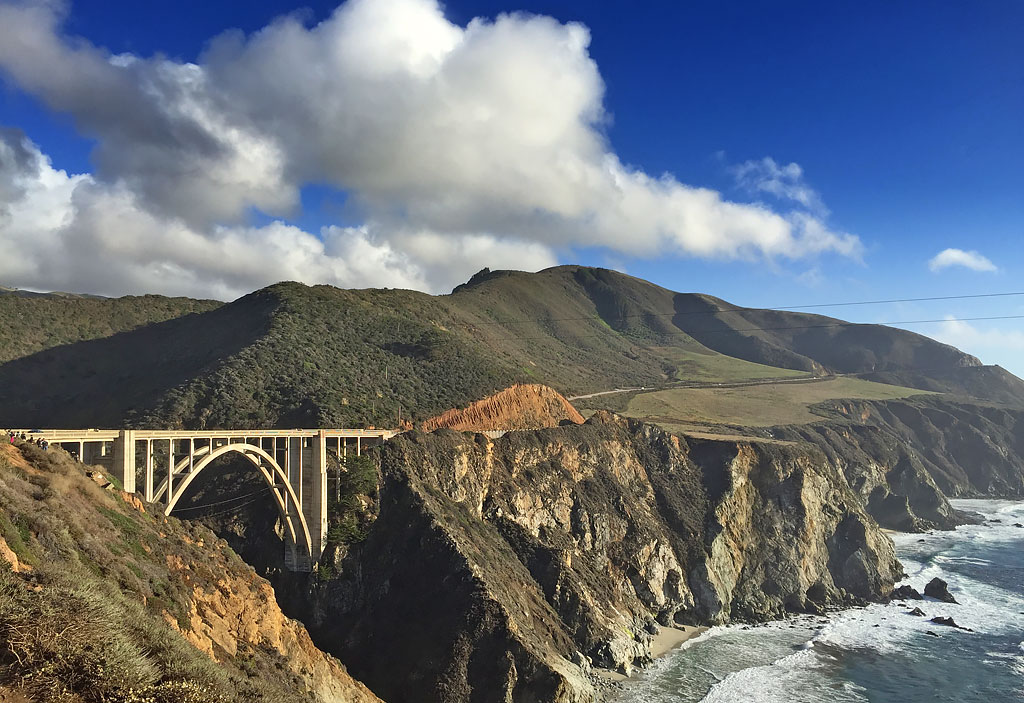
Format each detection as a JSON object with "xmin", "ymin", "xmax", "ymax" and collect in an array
[
  {"xmin": 467, "ymin": 314, "xmax": 1024, "ymax": 343},
  {"xmin": 184, "ymin": 493, "xmax": 274, "ymax": 519},
  {"xmin": 699, "ymin": 314, "xmax": 1024, "ymax": 334},
  {"xmin": 774, "ymin": 292, "xmax": 1024, "ymax": 311},
  {"xmin": 173, "ymin": 486, "xmax": 272, "ymax": 512},
  {"xmin": 457, "ymin": 291, "xmax": 1024, "ymax": 327}
]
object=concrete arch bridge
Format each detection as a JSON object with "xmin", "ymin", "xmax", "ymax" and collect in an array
[{"xmin": 13, "ymin": 428, "xmax": 394, "ymax": 571}]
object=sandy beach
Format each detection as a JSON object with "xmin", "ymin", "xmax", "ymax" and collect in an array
[{"xmin": 596, "ymin": 624, "xmax": 709, "ymax": 682}]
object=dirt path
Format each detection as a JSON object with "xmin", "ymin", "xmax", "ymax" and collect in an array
[{"xmin": 567, "ymin": 374, "xmax": 824, "ymax": 401}]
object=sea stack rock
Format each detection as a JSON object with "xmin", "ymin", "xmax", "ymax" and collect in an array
[
  {"xmin": 892, "ymin": 584, "xmax": 924, "ymax": 600},
  {"xmin": 929, "ymin": 616, "xmax": 973, "ymax": 632},
  {"xmin": 924, "ymin": 577, "xmax": 958, "ymax": 604},
  {"xmin": 908, "ymin": 607, "xmax": 926, "ymax": 616}
]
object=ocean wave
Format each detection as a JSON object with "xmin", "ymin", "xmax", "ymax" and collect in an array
[
  {"xmin": 612, "ymin": 500, "xmax": 1024, "ymax": 703},
  {"xmin": 699, "ymin": 649, "xmax": 867, "ymax": 703}
]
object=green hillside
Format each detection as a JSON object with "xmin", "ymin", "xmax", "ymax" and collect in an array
[
  {"xmin": 0, "ymin": 440, "xmax": 377, "ymax": 703},
  {"xmin": 0, "ymin": 265, "xmax": 1020, "ymax": 429},
  {"xmin": 0, "ymin": 293, "xmax": 221, "ymax": 365}
]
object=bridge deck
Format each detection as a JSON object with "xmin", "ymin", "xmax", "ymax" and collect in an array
[{"xmin": 7, "ymin": 428, "xmax": 395, "ymax": 442}]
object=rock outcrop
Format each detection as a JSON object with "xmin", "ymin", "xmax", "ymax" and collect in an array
[
  {"xmin": 421, "ymin": 384, "xmax": 585, "ymax": 433},
  {"xmin": 289, "ymin": 412, "xmax": 900, "ymax": 703},
  {"xmin": 772, "ymin": 420, "xmax": 960, "ymax": 531},
  {"xmin": 892, "ymin": 584, "xmax": 924, "ymax": 600},
  {"xmin": 771, "ymin": 396, "xmax": 1024, "ymax": 531},
  {"xmin": 924, "ymin": 577, "xmax": 958, "ymax": 604}
]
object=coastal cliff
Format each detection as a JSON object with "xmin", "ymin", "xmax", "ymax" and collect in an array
[
  {"xmin": 769, "ymin": 396, "xmax": 1024, "ymax": 531},
  {"xmin": 286, "ymin": 412, "xmax": 900, "ymax": 703}
]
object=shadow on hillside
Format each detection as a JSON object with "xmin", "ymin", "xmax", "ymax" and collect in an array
[
  {"xmin": 670, "ymin": 292, "xmax": 818, "ymax": 372},
  {"xmin": 0, "ymin": 290, "xmax": 278, "ymax": 428}
]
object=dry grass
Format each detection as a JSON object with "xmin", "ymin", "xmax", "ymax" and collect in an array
[
  {"xmin": 647, "ymin": 346, "xmax": 809, "ymax": 383},
  {"xmin": 622, "ymin": 377, "xmax": 929, "ymax": 428},
  {"xmin": 0, "ymin": 442, "xmax": 318, "ymax": 703}
]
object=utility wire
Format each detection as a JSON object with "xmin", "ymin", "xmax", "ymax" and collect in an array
[
  {"xmin": 773, "ymin": 292, "xmax": 1024, "ymax": 311},
  {"xmin": 457, "ymin": 291, "xmax": 1024, "ymax": 327},
  {"xmin": 466, "ymin": 314, "xmax": 1024, "ymax": 343},
  {"xmin": 183, "ymin": 493, "xmax": 274, "ymax": 519},
  {"xmin": 173, "ymin": 486, "xmax": 273, "ymax": 512}
]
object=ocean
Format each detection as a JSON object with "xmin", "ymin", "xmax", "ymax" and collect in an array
[{"xmin": 613, "ymin": 500, "xmax": 1024, "ymax": 703}]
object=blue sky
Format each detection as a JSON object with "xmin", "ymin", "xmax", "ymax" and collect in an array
[{"xmin": 0, "ymin": 0, "xmax": 1021, "ymax": 375}]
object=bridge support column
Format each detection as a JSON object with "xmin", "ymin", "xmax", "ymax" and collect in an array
[
  {"xmin": 308, "ymin": 430, "xmax": 328, "ymax": 562},
  {"xmin": 113, "ymin": 430, "xmax": 136, "ymax": 494},
  {"xmin": 143, "ymin": 440, "xmax": 154, "ymax": 502},
  {"xmin": 81, "ymin": 441, "xmax": 99, "ymax": 465},
  {"xmin": 284, "ymin": 437, "xmax": 310, "ymax": 571}
]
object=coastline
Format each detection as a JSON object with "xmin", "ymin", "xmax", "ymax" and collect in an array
[
  {"xmin": 651, "ymin": 624, "xmax": 709, "ymax": 658},
  {"xmin": 604, "ymin": 499, "xmax": 1024, "ymax": 703},
  {"xmin": 595, "ymin": 624, "xmax": 709, "ymax": 683}
]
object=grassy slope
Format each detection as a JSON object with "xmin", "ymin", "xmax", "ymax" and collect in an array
[
  {"xmin": 616, "ymin": 377, "xmax": 928, "ymax": 432},
  {"xmin": 668, "ymin": 292, "xmax": 980, "ymax": 373},
  {"xmin": 0, "ymin": 265, "xmax": 1018, "ymax": 429},
  {"xmin": 0, "ymin": 441, "xmax": 377, "ymax": 703},
  {"xmin": 649, "ymin": 346, "xmax": 808, "ymax": 382},
  {"xmin": 0, "ymin": 294, "xmax": 222, "ymax": 365}
]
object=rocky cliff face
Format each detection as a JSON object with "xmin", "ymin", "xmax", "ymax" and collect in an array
[
  {"xmin": 770, "ymin": 419, "xmax": 961, "ymax": 532},
  {"xmin": 285, "ymin": 413, "xmax": 900, "ymax": 703},
  {"xmin": 421, "ymin": 384, "xmax": 585, "ymax": 432},
  {"xmin": 855, "ymin": 397, "xmax": 1024, "ymax": 497},
  {"xmin": 769, "ymin": 396, "xmax": 1024, "ymax": 531}
]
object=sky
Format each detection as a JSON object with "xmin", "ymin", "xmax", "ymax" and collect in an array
[{"xmin": 0, "ymin": 0, "xmax": 1021, "ymax": 375}]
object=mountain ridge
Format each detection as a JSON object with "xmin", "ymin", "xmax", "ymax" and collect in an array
[{"xmin": 0, "ymin": 265, "xmax": 1019, "ymax": 431}]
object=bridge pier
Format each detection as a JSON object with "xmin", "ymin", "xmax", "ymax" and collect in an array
[
  {"xmin": 282, "ymin": 433, "xmax": 328, "ymax": 570},
  {"xmin": 310, "ymin": 430, "xmax": 327, "ymax": 560},
  {"xmin": 112, "ymin": 430, "xmax": 136, "ymax": 494}
]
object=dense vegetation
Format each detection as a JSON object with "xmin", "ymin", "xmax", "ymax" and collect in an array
[
  {"xmin": 0, "ymin": 293, "xmax": 221, "ymax": 365},
  {"xmin": 0, "ymin": 266, "xmax": 1020, "ymax": 430}
]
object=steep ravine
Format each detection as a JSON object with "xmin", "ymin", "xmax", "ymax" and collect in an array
[{"xmin": 273, "ymin": 413, "xmax": 900, "ymax": 703}]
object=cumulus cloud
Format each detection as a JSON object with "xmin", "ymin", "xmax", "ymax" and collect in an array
[
  {"xmin": 0, "ymin": 130, "xmax": 555, "ymax": 298},
  {"xmin": 732, "ymin": 157, "xmax": 828, "ymax": 217},
  {"xmin": 0, "ymin": 0, "xmax": 861, "ymax": 298},
  {"xmin": 928, "ymin": 248, "xmax": 997, "ymax": 273},
  {"xmin": 932, "ymin": 316, "xmax": 1024, "ymax": 353}
]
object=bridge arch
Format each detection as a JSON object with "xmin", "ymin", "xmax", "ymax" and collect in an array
[{"xmin": 164, "ymin": 443, "xmax": 314, "ymax": 562}]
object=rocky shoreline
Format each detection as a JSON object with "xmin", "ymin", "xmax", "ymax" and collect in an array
[{"xmin": 603, "ymin": 501, "xmax": 1024, "ymax": 703}]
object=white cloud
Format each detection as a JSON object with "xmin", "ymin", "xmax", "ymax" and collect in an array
[
  {"xmin": 796, "ymin": 266, "xmax": 824, "ymax": 287},
  {"xmin": 732, "ymin": 157, "xmax": 829, "ymax": 217},
  {"xmin": 0, "ymin": 130, "xmax": 555, "ymax": 299},
  {"xmin": 928, "ymin": 248, "xmax": 997, "ymax": 273},
  {"xmin": 0, "ymin": 0, "xmax": 862, "ymax": 298},
  {"xmin": 932, "ymin": 316, "xmax": 1024, "ymax": 354}
]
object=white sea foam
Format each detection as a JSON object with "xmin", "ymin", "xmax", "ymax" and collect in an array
[
  {"xmin": 700, "ymin": 649, "xmax": 867, "ymax": 703},
  {"xmin": 614, "ymin": 500, "xmax": 1024, "ymax": 703}
]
